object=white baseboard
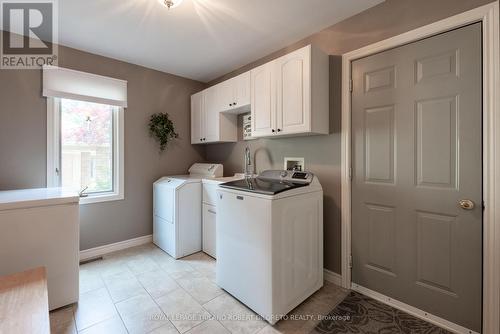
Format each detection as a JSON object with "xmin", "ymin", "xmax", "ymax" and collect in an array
[
  {"xmin": 80, "ymin": 235, "xmax": 153, "ymax": 261},
  {"xmin": 324, "ymin": 268, "xmax": 342, "ymax": 286},
  {"xmin": 351, "ymin": 283, "xmax": 478, "ymax": 334}
]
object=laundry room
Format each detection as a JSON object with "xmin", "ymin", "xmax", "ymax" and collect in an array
[{"xmin": 0, "ymin": 1, "xmax": 499, "ymax": 334}]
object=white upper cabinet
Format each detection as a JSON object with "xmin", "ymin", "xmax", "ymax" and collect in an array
[
  {"xmin": 251, "ymin": 45, "xmax": 329, "ymax": 138},
  {"xmin": 218, "ymin": 80, "xmax": 234, "ymax": 112},
  {"xmin": 276, "ymin": 46, "xmax": 310, "ymax": 134},
  {"xmin": 218, "ymin": 71, "xmax": 251, "ymax": 113},
  {"xmin": 234, "ymin": 71, "xmax": 251, "ymax": 108},
  {"xmin": 203, "ymin": 86, "xmax": 220, "ymax": 142},
  {"xmin": 191, "ymin": 91, "xmax": 203, "ymax": 144},
  {"xmin": 191, "ymin": 88, "xmax": 237, "ymax": 145},
  {"xmin": 251, "ymin": 62, "xmax": 276, "ymax": 137},
  {"xmin": 191, "ymin": 44, "xmax": 328, "ymax": 144}
]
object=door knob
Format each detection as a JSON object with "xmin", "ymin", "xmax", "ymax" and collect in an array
[{"xmin": 459, "ymin": 199, "xmax": 475, "ymax": 210}]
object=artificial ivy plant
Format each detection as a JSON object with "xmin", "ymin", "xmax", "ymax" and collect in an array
[{"xmin": 148, "ymin": 112, "xmax": 179, "ymax": 152}]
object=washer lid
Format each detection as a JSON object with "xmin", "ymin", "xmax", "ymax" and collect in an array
[
  {"xmin": 219, "ymin": 177, "xmax": 308, "ymax": 195},
  {"xmin": 154, "ymin": 177, "xmax": 188, "ymax": 188}
]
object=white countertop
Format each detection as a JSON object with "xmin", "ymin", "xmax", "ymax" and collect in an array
[{"xmin": 0, "ymin": 188, "xmax": 80, "ymax": 211}]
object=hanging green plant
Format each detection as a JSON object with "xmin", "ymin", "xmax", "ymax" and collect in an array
[{"xmin": 148, "ymin": 112, "xmax": 179, "ymax": 152}]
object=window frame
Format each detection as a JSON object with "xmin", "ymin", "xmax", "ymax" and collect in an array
[{"xmin": 47, "ymin": 97, "xmax": 124, "ymax": 204}]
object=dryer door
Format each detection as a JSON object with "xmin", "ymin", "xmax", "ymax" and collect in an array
[{"xmin": 154, "ymin": 179, "xmax": 183, "ymax": 222}]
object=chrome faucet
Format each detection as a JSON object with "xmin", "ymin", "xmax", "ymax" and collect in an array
[{"xmin": 244, "ymin": 146, "xmax": 253, "ymax": 178}]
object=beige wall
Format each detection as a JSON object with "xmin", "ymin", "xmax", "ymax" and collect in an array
[
  {"xmin": 0, "ymin": 44, "xmax": 206, "ymax": 250},
  {"xmin": 206, "ymin": 0, "xmax": 496, "ymax": 274}
]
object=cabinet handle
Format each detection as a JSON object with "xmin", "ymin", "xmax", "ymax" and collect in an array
[
  {"xmin": 234, "ymin": 102, "xmax": 237, "ymax": 105},
  {"xmin": 277, "ymin": 129, "xmax": 281, "ymax": 132},
  {"xmin": 229, "ymin": 103, "xmax": 232, "ymax": 107},
  {"xmin": 271, "ymin": 129, "xmax": 275, "ymax": 133},
  {"xmin": 208, "ymin": 209, "xmax": 216, "ymax": 214}
]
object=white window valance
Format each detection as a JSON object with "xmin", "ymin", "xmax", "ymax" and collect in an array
[{"xmin": 42, "ymin": 65, "xmax": 128, "ymax": 108}]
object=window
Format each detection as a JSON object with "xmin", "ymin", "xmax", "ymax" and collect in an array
[
  {"xmin": 43, "ymin": 65, "xmax": 127, "ymax": 204},
  {"xmin": 47, "ymin": 98, "xmax": 124, "ymax": 204},
  {"xmin": 61, "ymin": 99, "xmax": 113, "ymax": 193}
]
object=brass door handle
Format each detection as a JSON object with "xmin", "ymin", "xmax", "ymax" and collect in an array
[{"xmin": 459, "ymin": 199, "xmax": 475, "ymax": 210}]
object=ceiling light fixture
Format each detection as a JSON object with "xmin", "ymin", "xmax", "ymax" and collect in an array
[{"xmin": 159, "ymin": 0, "xmax": 183, "ymax": 9}]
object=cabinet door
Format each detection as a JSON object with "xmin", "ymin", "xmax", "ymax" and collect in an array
[
  {"xmin": 203, "ymin": 183, "xmax": 218, "ymax": 206},
  {"xmin": 218, "ymin": 80, "xmax": 235, "ymax": 112},
  {"xmin": 190, "ymin": 92, "xmax": 203, "ymax": 144},
  {"xmin": 203, "ymin": 86, "xmax": 220, "ymax": 142},
  {"xmin": 154, "ymin": 215, "xmax": 176, "ymax": 258},
  {"xmin": 251, "ymin": 62, "xmax": 276, "ymax": 137},
  {"xmin": 276, "ymin": 46, "xmax": 311, "ymax": 134},
  {"xmin": 234, "ymin": 71, "xmax": 251, "ymax": 108},
  {"xmin": 202, "ymin": 204, "xmax": 217, "ymax": 258}
]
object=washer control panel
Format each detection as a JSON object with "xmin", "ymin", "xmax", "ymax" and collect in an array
[
  {"xmin": 258, "ymin": 170, "xmax": 314, "ymax": 184},
  {"xmin": 291, "ymin": 172, "xmax": 309, "ymax": 180}
]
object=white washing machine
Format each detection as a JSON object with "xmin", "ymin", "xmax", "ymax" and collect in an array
[
  {"xmin": 216, "ymin": 170, "xmax": 323, "ymax": 324},
  {"xmin": 153, "ymin": 163, "xmax": 223, "ymax": 259}
]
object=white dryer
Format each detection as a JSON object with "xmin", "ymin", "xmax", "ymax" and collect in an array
[
  {"xmin": 216, "ymin": 170, "xmax": 323, "ymax": 324},
  {"xmin": 153, "ymin": 163, "xmax": 223, "ymax": 259}
]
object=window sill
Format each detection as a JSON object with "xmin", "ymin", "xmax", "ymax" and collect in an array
[{"xmin": 79, "ymin": 193, "xmax": 124, "ymax": 205}]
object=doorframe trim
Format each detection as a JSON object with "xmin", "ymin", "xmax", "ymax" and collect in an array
[{"xmin": 340, "ymin": 2, "xmax": 500, "ymax": 333}]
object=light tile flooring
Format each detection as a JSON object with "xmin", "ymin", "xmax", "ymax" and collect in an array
[{"xmin": 50, "ymin": 243, "xmax": 348, "ymax": 334}]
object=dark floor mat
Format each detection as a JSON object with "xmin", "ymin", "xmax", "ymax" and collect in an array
[{"xmin": 311, "ymin": 291, "xmax": 452, "ymax": 334}]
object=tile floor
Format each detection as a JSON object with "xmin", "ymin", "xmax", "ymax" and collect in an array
[{"xmin": 50, "ymin": 243, "xmax": 348, "ymax": 334}]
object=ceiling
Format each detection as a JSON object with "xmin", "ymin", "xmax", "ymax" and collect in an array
[{"xmin": 59, "ymin": 0, "xmax": 384, "ymax": 82}]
